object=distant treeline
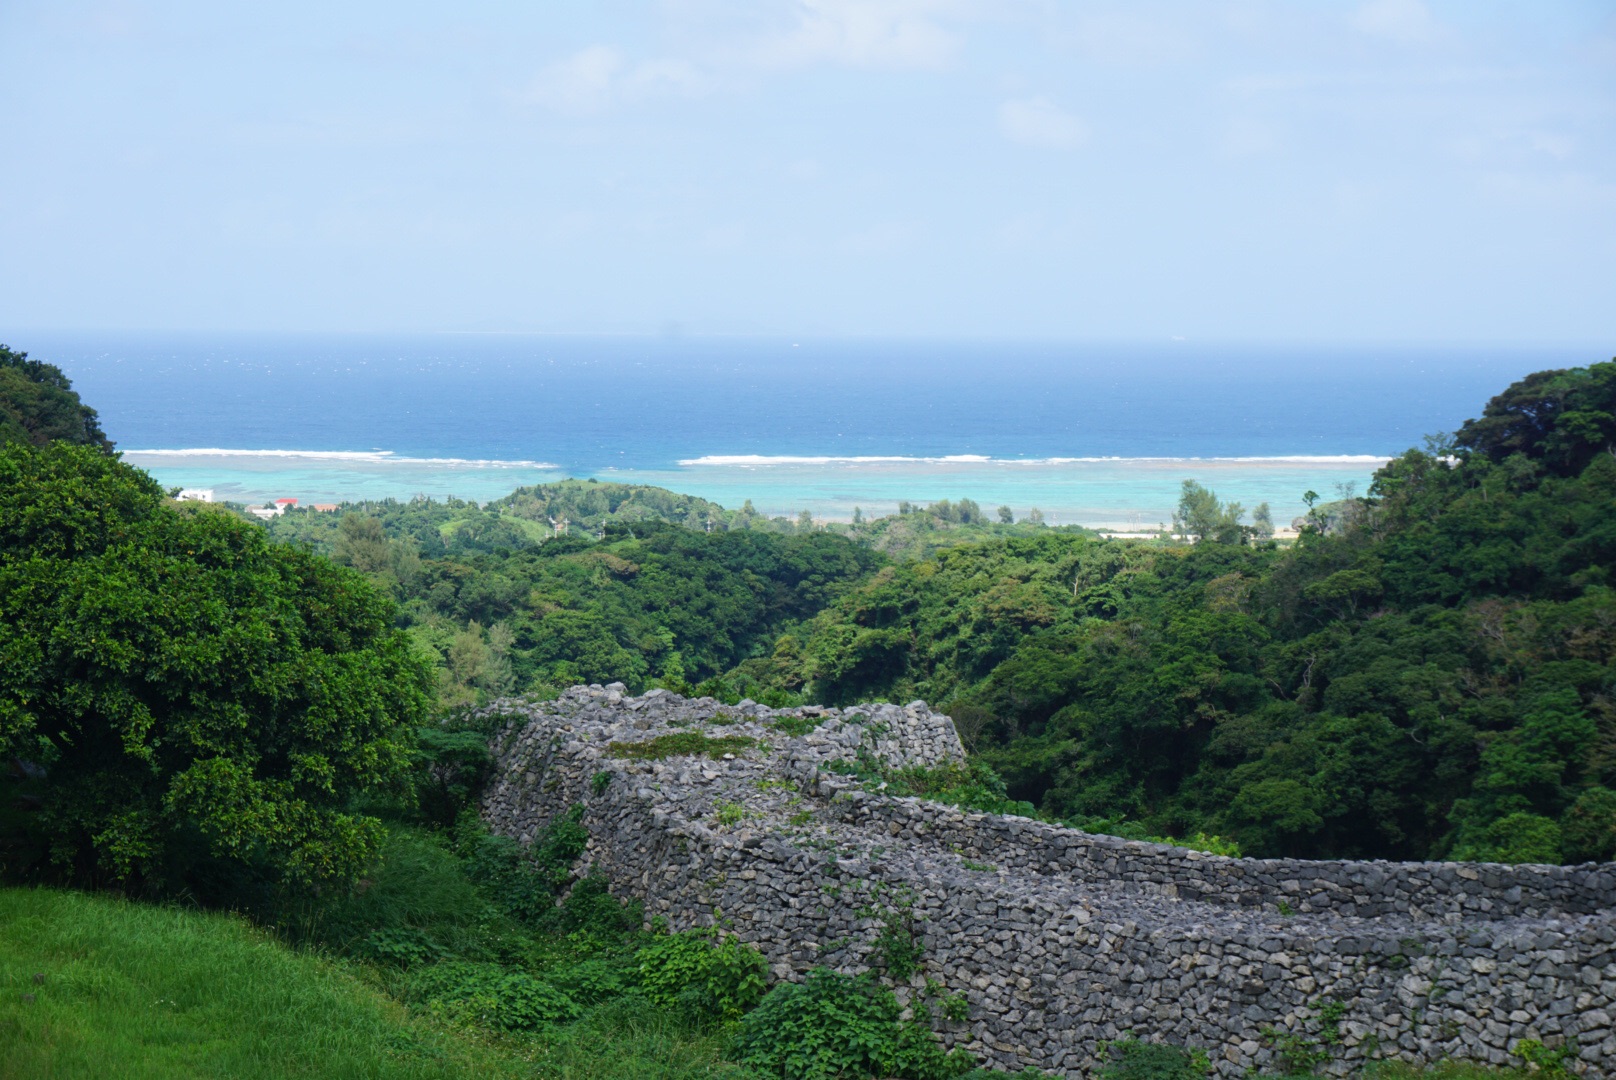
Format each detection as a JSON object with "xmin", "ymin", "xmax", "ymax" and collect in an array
[
  {"xmin": 733, "ymin": 362, "xmax": 1616, "ymax": 866},
  {"xmin": 6, "ymin": 337, "xmax": 1614, "ymax": 867}
]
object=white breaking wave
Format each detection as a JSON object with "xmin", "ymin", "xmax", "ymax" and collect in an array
[
  {"xmin": 123, "ymin": 448, "xmax": 561, "ymax": 469},
  {"xmin": 680, "ymin": 454, "xmax": 994, "ymax": 466},
  {"xmin": 678, "ymin": 453, "xmax": 1392, "ymax": 467}
]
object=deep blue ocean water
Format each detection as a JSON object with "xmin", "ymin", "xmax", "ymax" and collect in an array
[{"xmin": 22, "ymin": 333, "xmax": 1599, "ymax": 527}]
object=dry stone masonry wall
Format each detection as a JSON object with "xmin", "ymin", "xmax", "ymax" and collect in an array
[{"xmin": 479, "ymin": 686, "xmax": 1616, "ymax": 1077}]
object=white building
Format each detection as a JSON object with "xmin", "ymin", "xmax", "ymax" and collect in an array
[{"xmin": 176, "ymin": 488, "xmax": 214, "ymax": 502}]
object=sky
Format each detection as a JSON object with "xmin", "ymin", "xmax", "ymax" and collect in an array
[{"xmin": 1, "ymin": 1, "xmax": 1613, "ymax": 341}]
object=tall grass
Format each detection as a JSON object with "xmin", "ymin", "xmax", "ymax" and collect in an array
[
  {"xmin": 0, "ymin": 886, "xmax": 522, "ymax": 1080},
  {"xmin": 1369, "ymin": 1065, "xmax": 1536, "ymax": 1080},
  {"xmin": 526, "ymin": 996, "xmax": 756, "ymax": 1079}
]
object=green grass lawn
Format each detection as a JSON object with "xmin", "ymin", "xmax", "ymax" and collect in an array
[
  {"xmin": 0, "ymin": 886, "xmax": 525, "ymax": 1080},
  {"xmin": 0, "ymin": 884, "xmax": 1545, "ymax": 1080}
]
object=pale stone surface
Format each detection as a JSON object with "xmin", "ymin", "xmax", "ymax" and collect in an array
[{"xmin": 478, "ymin": 687, "xmax": 1616, "ymax": 1078}]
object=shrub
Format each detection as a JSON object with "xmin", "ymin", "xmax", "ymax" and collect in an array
[
  {"xmin": 545, "ymin": 957, "xmax": 632, "ymax": 1005},
  {"xmin": 0, "ymin": 442, "xmax": 433, "ymax": 894},
  {"xmin": 770, "ymin": 714, "xmax": 822, "ymax": 737},
  {"xmin": 635, "ymin": 930, "xmax": 769, "ymax": 1024},
  {"xmin": 407, "ymin": 961, "xmax": 581, "ymax": 1031},
  {"xmin": 282, "ymin": 826, "xmax": 517, "ymax": 963},
  {"xmin": 607, "ymin": 733, "xmax": 756, "ymax": 761},
  {"xmin": 857, "ymin": 883, "xmax": 923, "ymax": 981},
  {"xmin": 1096, "ymin": 1039, "xmax": 1209, "ymax": 1080},
  {"xmin": 358, "ymin": 925, "xmax": 449, "ymax": 967},
  {"xmin": 549, "ymin": 872, "xmax": 641, "ymax": 939},
  {"xmin": 730, "ymin": 968, "xmax": 974, "ymax": 1080},
  {"xmin": 1155, "ymin": 832, "xmax": 1243, "ymax": 858},
  {"xmin": 531, "ymin": 804, "xmax": 590, "ymax": 891},
  {"xmin": 414, "ymin": 725, "xmax": 494, "ymax": 828},
  {"xmin": 758, "ymin": 687, "xmax": 805, "ymax": 709},
  {"xmin": 453, "ymin": 826, "xmax": 554, "ymax": 924},
  {"xmin": 450, "ymin": 805, "xmax": 587, "ymax": 924},
  {"xmin": 871, "ymin": 760, "xmax": 1037, "ymax": 818}
]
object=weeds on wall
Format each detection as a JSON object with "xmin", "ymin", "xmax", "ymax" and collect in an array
[
  {"xmin": 606, "ymin": 732, "xmax": 757, "ymax": 760},
  {"xmin": 856, "ymin": 882, "xmax": 924, "ymax": 981},
  {"xmin": 636, "ymin": 929, "xmax": 769, "ymax": 1022},
  {"xmin": 1262, "ymin": 998, "xmax": 1348, "ymax": 1076},
  {"xmin": 1096, "ymin": 1038, "xmax": 1211, "ymax": 1080}
]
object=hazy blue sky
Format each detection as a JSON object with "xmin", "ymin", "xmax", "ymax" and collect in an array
[{"xmin": 2, "ymin": 1, "xmax": 1612, "ymax": 340}]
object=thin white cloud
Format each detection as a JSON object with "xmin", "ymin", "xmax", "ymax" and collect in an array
[
  {"xmin": 839, "ymin": 220, "xmax": 914, "ymax": 254},
  {"xmin": 701, "ymin": 223, "xmax": 747, "ymax": 251},
  {"xmin": 751, "ymin": 0, "xmax": 963, "ymax": 71},
  {"xmin": 998, "ymin": 96, "xmax": 1087, "ymax": 150},
  {"xmin": 1061, "ymin": 12, "xmax": 1197, "ymax": 68},
  {"xmin": 525, "ymin": 46, "xmax": 708, "ymax": 116},
  {"xmin": 1350, "ymin": 0, "xmax": 1440, "ymax": 45},
  {"xmin": 1220, "ymin": 116, "xmax": 1279, "ymax": 158},
  {"xmin": 526, "ymin": 46, "xmax": 624, "ymax": 115}
]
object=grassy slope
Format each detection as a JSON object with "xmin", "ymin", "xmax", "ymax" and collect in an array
[
  {"xmin": 0, "ymin": 886, "xmax": 521, "ymax": 1080},
  {"xmin": 0, "ymin": 873, "xmax": 1543, "ymax": 1080}
]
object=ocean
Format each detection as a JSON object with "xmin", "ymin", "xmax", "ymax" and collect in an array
[{"xmin": 25, "ymin": 332, "xmax": 1592, "ymax": 529}]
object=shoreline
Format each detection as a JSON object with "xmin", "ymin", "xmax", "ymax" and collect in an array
[{"xmin": 124, "ymin": 450, "xmax": 1387, "ymax": 531}]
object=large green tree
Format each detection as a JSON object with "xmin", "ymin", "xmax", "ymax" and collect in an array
[
  {"xmin": 0, "ymin": 344, "xmax": 112, "ymax": 451},
  {"xmin": 0, "ymin": 443, "xmax": 434, "ymax": 892},
  {"xmin": 733, "ymin": 361, "xmax": 1616, "ymax": 864},
  {"xmin": 1454, "ymin": 360, "xmax": 1616, "ymax": 477}
]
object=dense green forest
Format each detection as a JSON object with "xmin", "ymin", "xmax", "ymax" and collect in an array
[
  {"xmin": 247, "ymin": 360, "xmax": 1616, "ymax": 867},
  {"xmin": 267, "ymin": 493, "xmax": 884, "ymax": 704},
  {"xmin": 734, "ymin": 362, "xmax": 1616, "ymax": 866},
  {"xmin": 256, "ymin": 484, "xmax": 1086, "ymax": 705},
  {"xmin": 0, "ymin": 349, "xmax": 1036, "ymax": 1079},
  {"xmin": 0, "ymin": 342, "xmax": 1603, "ymax": 1078},
  {"xmin": 0, "ymin": 344, "xmax": 112, "ymax": 450}
]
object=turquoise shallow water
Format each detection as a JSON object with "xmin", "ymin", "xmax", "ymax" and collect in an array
[
  {"xmin": 126, "ymin": 450, "xmax": 1384, "ymax": 529},
  {"xmin": 606, "ymin": 457, "xmax": 1384, "ymax": 529},
  {"xmin": 33, "ymin": 332, "xmax": 1585, "ymax": 527}
]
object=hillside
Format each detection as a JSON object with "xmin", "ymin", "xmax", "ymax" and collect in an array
[
  {"xmin": 0, "ymin": 887, "xmax": 526, "ymax": 1080},
  {"xmin": 0, "ymin": 344, "xmax": 112, "ymax": 451},
  {"xmin": 254, "ymin": 488, "xmax": 1095, "ymax": 705},
  {"xmin": 0, "ymin": 346, "xmax": 1597, "ymax": 1079},
  {"xmin": 732, "ymin": 361, "xmax": 1616, "ymax": 866}
]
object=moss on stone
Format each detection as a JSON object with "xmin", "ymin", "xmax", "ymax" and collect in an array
[{"xmin": 606, "ymin": 732, "xmax": 756, "ymax": 761}]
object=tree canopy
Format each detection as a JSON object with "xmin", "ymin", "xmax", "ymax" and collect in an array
[
  {"xmin": 727, "ymin": 361, "xmax": 1616, "ymax": 865},
  {"xmin": 0, "ymin": 443, "xmax": 433, "ymax": 893},
  {"xmin": 1454, "ymin": 360, "xmax": 1616, "ymax": 477},
  {"xmin": 0, "ymin": 344, "xmax": 113, "ymax": 451}
]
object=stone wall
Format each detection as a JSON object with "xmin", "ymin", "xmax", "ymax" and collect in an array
[{"xmin": 479, "ymin": 685, "xmax": 1616, "ymax": 1078}]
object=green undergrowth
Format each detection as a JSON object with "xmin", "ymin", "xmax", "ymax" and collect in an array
[
  {"xmin": 0, "ymin": 886, "xmax": 523, "ymax": 1080},
  {"xmin": 654, "ymin": 673, "xmax": 808, "ymax": 710},
  {"xmin": 303, "ymin": 805, "xmax": 998, "ymax": 1079},
  {"xmin": 1095, "ymin": 1037, "xmax": 1551, "ymax": 1080},
  {"xmin": 731, "ymin": 968, "xmax": 972, "ymax": 1079},
  {"xmin": 769, "ymin": 714, "xmax": 826, "ymax": 737},
  {"xmin": 1311, "ymin": 1059, "xmax": 1544, "ymax": 1080},
  {"xmin": 825, "ymin": 755, "xmax": 1244, "ymax": 857},
  {"xmin": 0, "ymin": 824, "xmax": 1553, "ymax": 1080},
  {"xmin": 1368, "ymin": 1064, "xmax": 1538, "ymax": 1080},
  {"xmin": 608, "ymin": 732, "xmax": 758, "ymax": 760}
]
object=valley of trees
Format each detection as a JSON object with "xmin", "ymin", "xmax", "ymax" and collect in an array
[
  {"xmin": 2, "ymin": 341, "xmax": 1611, "ymax": 1079},
  {"xmin": 6, "ymin": 343, "xmax": 1614, "ymax": 871},
  {"xmin": 737, "ymin": 363, "xmax": 1616, "ymax": 865},
  {"xmin": 250, "ymin": 361, "xmax": 1616, "ymax": 867}
]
